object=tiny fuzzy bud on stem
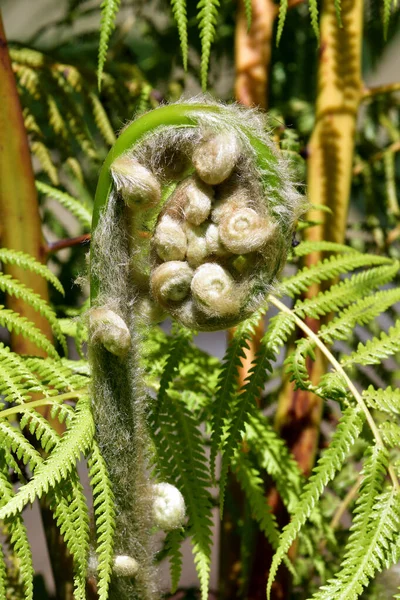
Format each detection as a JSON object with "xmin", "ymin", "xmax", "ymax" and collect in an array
[
  {"xmin": 89, "ymin": 308, "xmax": 131, "ymax": 356},
  {"xmin": 219, "ymin": 208, "xmax": 275, "ymax": 254},
  {"xmin": 153, "ymin": 215, "xmax": 187, "ymax": 261},
  {"xmin": 191, "ymin": 262, "xmax": 241, "ymax": 317},
  {"xmin": 113, "ymin": 555, "xmax": 140, "ymax": 577},
  {"xmin": 151, "ymin": 261, "xmax": 193, "ymax": 305},
  {"xmin": 152, "ymin": 483, "xmax": 186, "ymax": 530},
  {"xmin": 111, "ymin": 156, "xmax": 161, "ymax": 209},
  {"xmin": 193, "ymin": 131, "xmax": 240, "ymax": 185}
]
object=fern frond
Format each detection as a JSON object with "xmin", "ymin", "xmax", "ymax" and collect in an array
[
  {"xmin": 292, "ymin": 241, "xmax": 359, "ymax": 257},
  {"xmin": 0, "ymin": 248, "xmax": 64, "ymax": 295},
  {"xmin": 197, "ymin": 0, "xmax": 220, "ymax": 90},
  {"xmin": 98, "ymin": 0, "xmax": 121, "ymax": 88},
  {"xmin": 267, "ymin": 405, "xmax": 365, "ymax": 599},
  {"xmin": 0, "ymin": 395, "xmax": 94, "ymax": 519},
  {"xmin": 219, "ymin": 340, "xmax": 273, "ymax": 514},
  {"xmin": 0, "ymin": 544, "xmax": 6, "ymax": 599},
  {"xmin": 155, "ymin": 327, "xmax": 193, "ymax": 414},
  {"xmin": 89, "ymin": 92, "xmax": 116, "ymax": 146},
  {"xmin": 0, "ymin": 466, "xmax": 34, "ymax": 600},
  {"xmin": 0, "ymin": 274, "xmax": 67, "ymax": 353},
  {"xmin": 171, "ymin": 0, "xmax": 189, "ymax": 70},
  {"xmin": 0, "ymin": 307, "xmax": 59, "ymax": 359},
  {"xmin": 25, "ymin": 356, "xmax": 89, "ymax": 393},
  {"xmin": 362, "ymin": 385, "xmax": 400, "ymax": 415},
  {"xmin": 243, "ymin": 0, "xmax": 252, "ymax": 29},
  {"xmin": 379, "ymin": 422, "xmax": 400, "ymax": 448},
  {"xmin": 277, "ymin": 0, "xmax": 288, "ymax": 45},
  {"xmin": 309, "ymin": 0, "xmax": 319, "ymax": 39},
  {"xmin": 383, "ymin": 0, "xmax": 393, "ymax": 38},
  {"xmin": 282, "ymin": 253, "xmax": 390, "ymax": 297},
  {"xmin": 88, "ymin": 440, "xmax": 116, "ymax": 600},
  {"xmin": 31, "ymin": 141, "xmax": 59, "ymax": 185},
  {"xmin": 293, "ymin": 263, "xmax": 400, "ymax": 321},
  {"xmin": 342, "ymin": 319, "xmax": 400, "ymax": 367},
  {"xmin": 151, "ymin": 391, "xmax": 213, "ymax": 600},
  {"xmin": 165, "ymin": 529, "xmax": 184, "ymax": 593},
  {"xmin": 245, "ymin": 410, "xmax": 303, "ymax": 513},
  {"xmin": 36, "ymin": 181, "xmax": 92, "ymax": 230},
  {"xmin": 0, "ymin": 343, "xmax": 49, "ymax": 404}
]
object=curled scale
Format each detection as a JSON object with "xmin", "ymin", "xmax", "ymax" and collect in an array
[{"xmin": 92, "ymin": 99, "xmax": 305, "ymax": 331}]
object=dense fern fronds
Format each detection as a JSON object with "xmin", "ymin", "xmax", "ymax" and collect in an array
[
  {"xmin": 197, "ymin": 0, "xmax": 220, "ymax": 90},
  {"xmin": 88, "ymin": 440, "xmax": 116, "ymax": 600},
  {"xmin": 362, "ymin": 386, "xmax": 400, "ymax": 415},
  {"xmin": 342, "ymin": 319, "xmax": 400, "ymax": 367},
  {"xmin": 171, "ymin": 0, "xmax": 189, "ymax": 70},
  {"xmin": 267, "ymin": 405, "xmax": 365, "ymax": 598},
  {"xmin": 0, "ymin": 307, "xmax": 59, "ymax": 359},
  {"xmin": 150, "ymin": 389, "xmax": 213, "ymax": 600},
  {"xmin": 0, "ymin": 248, "xmax": 64, "ymax": 295},
  {"xmin": 98, "ymin": 0, "xmax": 121, "ymax": 88},
  {"xmin": 36, "ymin": 181, "xmax": 92, "ymax": 230}
]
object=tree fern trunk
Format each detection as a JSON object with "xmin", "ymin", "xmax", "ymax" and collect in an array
[{"xmin": 0, "ymin": 11, "xmax": 74, "ymax": 599}]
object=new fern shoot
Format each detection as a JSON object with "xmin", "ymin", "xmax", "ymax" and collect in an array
[{"xmin": 88, "ymin": 98, "xmax": 304, "ymax": 599}]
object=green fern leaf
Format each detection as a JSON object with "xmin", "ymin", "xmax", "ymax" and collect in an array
[
  {"xmin": 267, "ymin": 405, "xmax": 365, "ymax": 599},
  {"xmin": 0, "ymin": 248, "xmax": 64, "ymax": 295},
  {"xmin": 36, "ymin": 181, "xmax": 92, "ymax": 229},
  {"xmin": 89, "ymin": 92, "xmax": 116, "ymax": 146},
  {"xmin": 277, "ymin": 0, "xmax": 288, "ymax": 45},
  {"xmin": 0, "ymin": 274, "xmax": 67, "ymax": 353},
  {"xmin": 165, "ymin": 529, "xmax": 184, "ymax": 593},
  {"xmin": 334, "ymin": 0, "xmax": 342, "ymax": 26},
  {"xmin": 0, "ymin": 544, "xmax": 6, "ymax": 599},
  {"xmin": 88, "ymin": 440, "xmax": 116, "ymax": 600},
  {"xmin": 171, "ymin": 0, "xmax": 189, "ymax": 70},
  {"xmin": 151, "ymin": 390, "xmax": 213, "ymax": 600},
  {"xmin": 293, "ymin": 240, "xmax": 359, "ymax": 257},
  {"xmin": 378, "ymin": 422, "xmax": 400, "ymax": 448},
  {"xmin": 197, "ymin": 0, "xmax": 220, "ymax": 90},
  {"xmin": 98, "ymin": 0, "xmax": 121, "ymax": 88},
  {"xmin": 243, "ymin": 0, "xmax": 252, "ymax": 29},
  {"xmin": 362, "ymin": 385, "xmax": 400, "ymax": 415},
  {"xmin": 383, "ymin": 0, "xmax": 392, "ymax": 39},
  {"xmin": 31, "ymin": 141, "xmax": 59, "ymax": 185},
  {"xmin": 309, "ymin": 0, "xmax": 319, "ymax": 39},
  {"xmin": 219, "ymin": 340, "xmax": 273, "ymax": 514},
  {"xmin": 0, "ymin": 343, "xmax": 49, "ymax": 404},
  {"xmin": 0, "ymin": 307, "xmax": 59, "ymax": 359},
  {"xmin": 25, "ymin": 356, "xmax": 89, "ymax": 393},
  {"xmin": 282, "ymin": 253, "xmax": 391, "ymax": 297},
  {"xmin": 0, "ymin": 395, "xmax": 94, "ymax": 519},
  {"xmin": 342, "ymin": 319, "xmax": 400, "ymax": 367},
  {"xmin": 0, "ymin": 465, "xmax": 34, "ymax": 600}
]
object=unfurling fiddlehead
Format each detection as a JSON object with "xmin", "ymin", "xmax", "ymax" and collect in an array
[{"xmin": 88, "ymin": 99, "xmax": 303, "ymax": 599}]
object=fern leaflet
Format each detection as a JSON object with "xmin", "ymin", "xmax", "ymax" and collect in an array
[
  {"xmin": 342, "ymin": 319, "xmax": 400, "ymax": 367},
  {"xmin": 0, "ymin": 307, "xmax": 59, "ymax": 359},
  {"xmin": 0, "ymin": 248, "xmax": 64, "ymax": 295},
  {"xmin": 171, "ymin": 0, "xmax": 189, "ymax": 70},
  {"xmin": 197, "ymin": 0, "xmax": 220, "ymax": 90},
  {"xmin": 36, "ymin": 181, "xmax": 92, "ymax": 229},
  {"xmin": 165, "ymin": 529, "xmax": 184, "ymax": 593},
  {"xmin": 362, "ymin": 385, "xmax": 400, "ymax": 415},
  {"xmin": 98, "ymin": 0, "xmax": 121, "ymax": 88},
  {"xmin": 277, "ymin": 0, "xmax": 288, "ymax": 45}
]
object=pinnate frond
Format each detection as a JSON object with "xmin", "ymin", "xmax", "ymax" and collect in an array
[
  {"xmin": 36, "ymin": 181, "xmax": 92, "ymax": 230},
  {"xmin": 0, "ymin": 248, "xmax": 64, "ymax": 295},
  {"xmin": 171, "ymin": 0, "xmax": 189, "ymax": 70},
  {"xmin": 98, "ymin": 0, "xmax": 121, "ymax": 88},
  {"xmin": 88, "ymin": 440, "xmax": 116, "ymax": 600},
  {"xmin": 362, "ymin": 385, "xmax": 400, "ymax": 415},
  {"xmin": 165, "ymin": 529, "xmax": 184, "ymax": 593},
  {"xmin": 267, "ymin": 405, "xmax": 365, "ymax": 599},
  {"xmin": 342, "ymin": 319, "xmax": 400, "ymax": 367},
  {"xmin": 197, "ymin": 0, "xmax": 220, "ymax": 90},
  {"xmin": 0, "ymin": 395, "xmax": 94, "ymax": 519},
  {"xmin": 0, "ymin": 307, "xmax": 59, "ymax": 359},
  {"xmin": 277, "ymin": 0, "xmax": 288, "ymax": 45}
]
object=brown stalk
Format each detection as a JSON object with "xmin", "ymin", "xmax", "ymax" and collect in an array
[{"xmin": 0, "ymin": 11, "xmax": 73, "ymax": 599}]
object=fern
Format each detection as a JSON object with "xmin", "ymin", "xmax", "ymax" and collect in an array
[
  {"xmin": 309, "ymin": 0, "xmax": 320, "ymax": 39},
  {"xmin": 267, "ymin": 405, "xmax": 365, "ymax": 598},
  {"xmin": 277, "ymin": 0, "xmax": 289, "ymax": 45},
  {"xmin": 98, "ymin": 0, "xmax": 121, "ymax": 88},
  {"xmin": 362, "ymin": 385, "xmax": 400, "ymax": 415},
  {"xmin": 0, "ymin": 395, "xmax": 94, "ymax": 520},
  {"xmin": 165, "ymin": 529, "xmax": 184, "ymax": 593},
  {"xmin": 0, "ymin": 274, "xmax": 67, "ymax": 353},
  {"xmin": 171, "ymin": 0, "xmax": 189, "ymax": 70},
  {"xmin": 0, "ymin": 464, "xmax": 34, "ymax": 600},
  {"xmin": 36, "ymin": 181, "xmax": 92, "ymax": 230},
  {"xmin": 0, "ymin": 248, "xmax": 64, "ymax": 295},
  {"xmin": 243, "ymin": 0, "xmax": 252, "ymax": 30},
  {"xmin": 197, "ymin": 0, "xmax": 220, "ymax": 90},
  {"xmin": 0, "ymin": 307, "xmax": 59, "ymax": 359},
  {"xmin": 88, "ymin": 440, "xmax": 116, "ymax": 600},
  {"xmin": 342, "ymin": 319, "xmax": 400, "ymax": 367},
  {"xmin": 150, "ymin": 390, "xmax": 213, "ymax": 600}
]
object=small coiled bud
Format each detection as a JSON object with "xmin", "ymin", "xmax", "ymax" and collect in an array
[
  {"xmin": 152, "ymin": 483, "xmax": 186, "ymax": 530},
  {"xmin": 153, "ymin": 215, "xmax": 187, "ymax": 261},
  {"xmin": 193, "ymin": 131, "xmax": 240, "ymax": 185},
  {"xmin": 89, "ymin": 308, "xmax": 131, "ymax": 356},
  {"xmin": 219, "ymin": 208, "xmax": 275, "ymax": 254},
  {"xmin": 113, "ymin": 555, "xmax": 139, "ymax": 578},
  {"xmin": 185, "ymin": 223, "xmax": 209, "ymax": 267},
  {"xmin": 111, "ymin": 156, "xmax": 161, "ymax": 209},
  {"xmin": 184, "ymin": 178, "xmax": 214, "ymax": 225},
  {"xmin": 191, "ymin": 263, "xmax": 241, "ymax": 317},
  {"xmin": 136, "ymin": 296, "xmax": 167, "ymax": 324},
  {"xmin": 151, "ymin": 261, "xmax": 193, "ymax": 305}
]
